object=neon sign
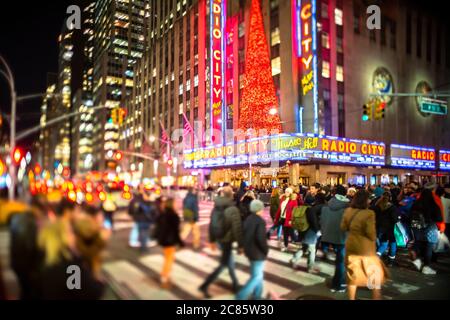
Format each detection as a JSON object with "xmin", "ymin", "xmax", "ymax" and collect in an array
[
  {"xmin": 440, "ymin": 150, "xmax": 450, "ymax": 171},
  {"xmin": 210, "ymin": 0, "xmax": 226, "ymax": 143},
  {"xmin": 183, "ymin": 133, "xmax": 386, "ymax": 169},
  {"xmin": 295, "ymin": 0, "xmax": 319, "ymax": 134},
  {"xmin": 390, "ymin": 144, "xmax": 436, "ymax": 169}
]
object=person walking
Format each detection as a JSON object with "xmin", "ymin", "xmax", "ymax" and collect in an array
[
  {"xmin": 101, "ymin": 191, "xmax": 117, "ymax": 231},
  {"xmin": 441, "ymin": 184, "xmax": 450, "ymax": 240},
  {"xmin": 239, "ymin": 190, "xmax": 256, "ymax": 221},
  {"xmin": 236, "ymin": 200, "xmax": 269, "ymax": 300},
  {"xmin": 341, "ymin": 189, "xmax": 387, "ymax": 300},
  {"xmin": 373, "ymin": 191, "xmax": 399, "ymax": 267},
  {"xmin": 129, "ymin": 186, "xmax": 158, "ymax": 253},
  {"xmin": 267, "ymin": 188, "xmax": 282, "ymax": 240},
  {"xmin": 273, "ymin": 188, "xmax": 298, "ymax": 252},
  {"xmin": 154, "ymin": 197, "xmax": 184, "ymax": 289},
  {"xmin": 410, "ymin": 188, "xmax": 443, "ymax": 275},
  {"xmin": 199, "ymin": 186, "xmax": 243, "ymax": 298},
  {"xmin": 181, "ymin": 187, "xmax": 201, "ymax": 250},
  {"xmin": 320, "ymin": 185, "xmax": 350, "ymax": 292},
  {"xmin": 291, "ymin": 192, "xmax": 326, "ymax": 273}
]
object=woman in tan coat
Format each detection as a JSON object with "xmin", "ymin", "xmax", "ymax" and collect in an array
[{"xmin": 341, "ymin": 189, "xmax": 387, "ymax": 300}]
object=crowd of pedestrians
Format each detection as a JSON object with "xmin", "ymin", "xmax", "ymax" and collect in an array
[{"xmin": 1, "ymin": 179, "xmax": 449, "ymax": 301}]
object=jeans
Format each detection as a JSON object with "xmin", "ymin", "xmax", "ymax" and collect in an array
[
  {"xmin": 201, "ymin": 242, "xmax": 238, "ymax": 290},
  {"xmin": 377, "ymin": 240, "xmax": 397, "ymax": 258},
  {"xmin": 331, "ymin": 244, "xmax": 346, "ymax": 290},
  {"xmin": 293, "ymin": 244, "xmax": 316, "ymax": 268},
  {"xmin": 321, "ymin": 241, "xmax": 330, "ymax": 254},
  {"xmin": 267, "ymin": 224, "xmax": 283, "ymax": 239},
  {"xmin": 236, "ymin": 261, "xmax": 265, "ymax": 300},
  {"xmin": 137, "ymin": 222, "xmax": 151, "ymax": 252}
]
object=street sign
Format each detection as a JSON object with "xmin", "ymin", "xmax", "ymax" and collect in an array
[{"xmin": 420, "ymin": 98, "xmax": 448, "ymax": 115}]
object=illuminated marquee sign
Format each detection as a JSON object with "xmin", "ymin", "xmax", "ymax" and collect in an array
[
  {"xmin": 183, "ymin": 133, "xmax": 386, "ymax": 169},
  {"xmin": 390, "ymin": 144, "xmax": 436, "ymax": 169},
  {"xmin": 295, "ymin": 0, "xmax": 319, "ymax": 133},
  {"xmin": 440, "ymin": 150, "xmax": 450, "ymax": 171},
  {"xmin": 210, "ymin": 0, "xmax": 226, "ymax": 142}
]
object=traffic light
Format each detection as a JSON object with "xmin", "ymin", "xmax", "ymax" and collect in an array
[
  {"xmin": 167, "ymin": 158, "xmax": 174, "ymax": 167},
  {"xmin": 362, "ymin": 104, "xmax": 372, "ymax": 121},
  {"xmin": 111, "ymin": 108, "xmax": 119, "ymax": 124},
  {"xmin": 375, "ymin": 101, "xmax": 386, "ymax": 120},
  {"xmin": 118, "ymin": 108, "xmax": 126, "ymax": 125},
  {"xmin": 13, "ymin": 147, "xmax": 23, "ymax": 165}
]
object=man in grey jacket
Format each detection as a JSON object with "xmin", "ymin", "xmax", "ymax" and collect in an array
[
  {"xmin": 199, "ymin": 186, "xmax": 243, "ymax": 298},
  {"xmin": 320, "ymin": 185, "xmax": 350, "ymax": 293}
]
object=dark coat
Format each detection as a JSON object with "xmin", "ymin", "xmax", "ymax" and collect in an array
[
  {"xmin": 209, "ymin": 197, "xmax": 243, "ymax": 247},
  {"xmin": 130, "ymin": 196, "xmax": 158, "ymax": 224},
  {"xmin": 243, "ymin": 214, "xmax": 268, "ymax": 261},
  {"xmin": 321, "ymin": 196, "xmax": 350, "ymax": 245},
  {"xmin": 239, "ymin": 196, "xmax": 254, "ymax": 221},
  {"xmin": 269, "ymin": 195, "xmax": 280, "ymax": 221},
  {"xmin": 41, "ymin": 254, "xmax": 104, "ymax": 300},
  {"xmin": 374, "ymin": 203, "xmax": 399, "ymax": 235},
  {"xmin": 154, "ymin": 209, "xmax": 183, "ymax": 247},
  {"xmin": 307, "ymin": 203, "xmax": 324, "ymax": 233}
]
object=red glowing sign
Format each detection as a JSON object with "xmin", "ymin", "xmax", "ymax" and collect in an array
[{"xmin": 210, "ymin": 0, "xmax": 225, "ymax": 142}]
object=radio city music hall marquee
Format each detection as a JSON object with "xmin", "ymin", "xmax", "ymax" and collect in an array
[{"xmin": 183, "ymin": 133, "xmax": 386, "ymax": 168}]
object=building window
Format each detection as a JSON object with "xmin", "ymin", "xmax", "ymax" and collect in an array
[
  {"xmin": 270, "ymin": 0, "xmax": 278, "ymax": 9},
  {"xmin": 322, "ymin": 32, "xmax": 330, "ymax": 49},
  {"xmin": 322, "ymin": 61, "xmax": 330, "ymax": 78},
  {"xmin": 336, "ymin": 37, "xmax": 343, "ymax": 53},
  {"xmin": 321, "ymin": 2, "xmax": 328, "ymax": 18},
  {"xmin": 416, "ymin": 16, "xmax": 422, "ymax": 58},
  {"xmin": 271, "ymin": 57, "xmax": 281, "ymax": 76},
  {"xmin": 271, "ymin": 28, "xmax": 280, "ymax": 46},
  {"xmin": 380, "ymin": 17, "xmax": 386, "ymax": 46},
  {"xmin": 336, "ymin": 65, "xmax": 344, "ymax": 82},
  {"xmin": 334, "ymin": 8, "xmax": 343, "ymax": 26},
  {"xmin": 337, "ymin": 94, "xmax": 345, "ymax": 137}
]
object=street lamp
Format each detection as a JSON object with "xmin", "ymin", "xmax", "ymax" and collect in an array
[{"xmin": 0, "ymin": 55, "xmax": 16, "ymax": 201}]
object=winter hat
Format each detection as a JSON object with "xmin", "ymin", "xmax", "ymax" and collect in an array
[
  {"xmin": 250, "ymin": 199, "xmax": 265, "ymax": 213},
  {"xmin": 335, "ymin": 185, "xmax": 347, "ymax": 196},
  {"xmin": 424, "ymin": 182, "xmax": 437, "ymax": 190},
  {"xmin": 285, "ymin": 187, "xmax": 294, "ymax": 195},
  {"xmin": 374, "ymin": 187, "xmax": 384, "ymax": 198}
]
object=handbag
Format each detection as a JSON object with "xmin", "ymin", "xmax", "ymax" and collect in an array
[
  {"xmin": 394, "ymin": 222, "xmax": 409, "ymax": 247},
  {"xmin": 425, "ymin": 224, "xmax": 439, "ymax": 244},
  {"xmin": 434, "ymin": 232, "xmax": 450, "ymax": 253}
]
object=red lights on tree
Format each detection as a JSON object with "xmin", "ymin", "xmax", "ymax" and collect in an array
[{"xmin": 238, "ymin": 0, "xmax": 283, "ymax": 135}]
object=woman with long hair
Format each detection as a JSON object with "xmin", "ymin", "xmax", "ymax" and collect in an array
[
  {"xmin": 266, "ymin": 188, "xmax": 282, "ymax": 241},
  {"xmin": 341, "ymin": 190, "xmax": 387, "ymax": 300},
  {"xmin": 273, "ymin": 188, "xmax": 298, "ymax": 252}
]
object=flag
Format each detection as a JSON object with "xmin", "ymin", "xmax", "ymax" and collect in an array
[
  {"xmin": 159, "ymin": 121, "xmax": 170, "ymax": 146},
  {"xmin": 182, "ymin": 113, "xmax": 194, "ymax": 138}
]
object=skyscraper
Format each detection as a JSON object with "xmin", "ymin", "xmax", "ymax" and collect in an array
[{"xmin": 92, "ymin": 0, "xmax": 150, "ymax": 171}]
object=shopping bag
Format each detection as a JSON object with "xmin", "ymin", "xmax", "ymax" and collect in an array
[
  {"xmin": 394, "ymin": 222, "xmax": 408, "ymax": 248},
  {"xmin": 434, "ymin": 232, "xmax": 450, "ymax": 253}
]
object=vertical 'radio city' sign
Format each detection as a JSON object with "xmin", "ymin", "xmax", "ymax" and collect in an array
[
  {"xmin": 210, "ymin": 0, "xmax": 226, "ymax": 143},
  {"xmin": 295, "ymin": 0, "xmax": 319, "ymax": 134}
]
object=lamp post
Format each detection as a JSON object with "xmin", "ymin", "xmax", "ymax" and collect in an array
[{"xmin": 0, "ymin": 55, "xmax": 16, "ymax": 201}]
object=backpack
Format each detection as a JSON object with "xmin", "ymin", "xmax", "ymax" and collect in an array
[
  {"xmin": 292, "ymin": 205, "xmax": 310, "ymax": 232},
  {"xmin": 209, "ymin": 206, "xmax": 228, "ymax": 241}
]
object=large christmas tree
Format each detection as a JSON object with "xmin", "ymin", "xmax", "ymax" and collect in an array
[{"xmin": 238, "ymin": 0, "xmax": 283, "ymax": 135}]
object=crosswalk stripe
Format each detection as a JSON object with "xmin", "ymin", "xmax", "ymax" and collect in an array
[
  {"xmin": 102, "ymin": 260, "xmax": 178, "ymax": 300},
  {"xmin": 201, "ymin": 247, "xmax": 327, "ymax": 287},
  {"xmin": 176, "ymin": 249, "xmax": 292, "ymax": 296},
  {"xmin": 139, "ymin": 254, "xmax": 230, "ymax": 299}
]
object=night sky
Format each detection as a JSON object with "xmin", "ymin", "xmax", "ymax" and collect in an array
[{"xmin": 0, "ymin": 0, "xmax": 75, "ymax": 148}]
